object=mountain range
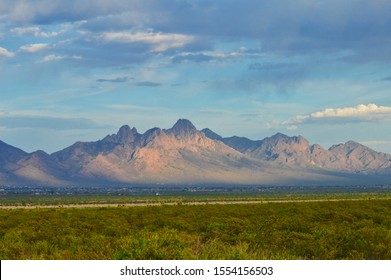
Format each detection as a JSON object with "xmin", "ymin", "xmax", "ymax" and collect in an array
[{"xmin": 1, "ymin": 119, "xmax": 391, "ymax": 186}]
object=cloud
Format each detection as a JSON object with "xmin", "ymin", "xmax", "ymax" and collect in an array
[
  {"xmin": 0, "ymin": 47, "xmax": 15, "ymax": 58},
  {"xmin": 170, "ymin": 49, "xmax": 246, "ymax": 63},
  {"xmin": 11, "ymin": 26, "xmax": 59, "ymax": 37},
  {"xmin": 5, "ymin": 1, "xmax": 390, "ymax": 69},
  {"xmin": 20, "ymin": 43, "xmax": 49, "ymax": 53},
  {"xmin": 1, "ymin": 0, "xmax": 136, "ymax": 24},
  {"xmin": 135, "ymin": 81, "xmax": 161, "ymax": 87},
  {"xmin": 96, "ymin": 76, "xmax": 131, "ymax": 83},
  {"xmin": 42, "ymin": 54, "xmax": 65, "ymax": 62},
  {"xmin": 99, "ymin": 31, "xmax": 195, "ymax": 52},
  {"xmin": 2, "ymin": 1, "xmax": 391, "ymax": 72},
  {"xmin": 3, "ymin": 1, "xmax": 391, "ymax": 59},
  {"xmin": 172, "ymin": 53, "xmax": 214, "ymax": 63},
  {"xmin": 0, "ymin": 114, "xmax": 109, "ymax": 130},
  {"xmin": 284, "ymin": 104, "xmax": 391, "ymax": 125},
  {"xmin": 41, "ymin": 54, "xmax": 82, "ymax": 62}
]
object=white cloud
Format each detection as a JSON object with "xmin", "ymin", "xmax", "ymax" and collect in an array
[
  {"xmin": 40, "ymin": 54, "xmax": 81, "ymax": 62},
  {"xmin": 20, "ymin": 43, "xmax": 49, "ymax": 53},
  {"xmin": 0, "ymin": 47, "xmax": 15, "ymax": 58},
  {"xmin": 99, "ymin": 31, "xmax": 195, "ymax": 52},
  {"xmin": 11, "ymin": 26, "xmax": 59, "ymax": 38},
  {"xmin": 42, "ymin": 54, "xmax": 65, "ymax": 62},
  {"xmin": 284, "ymin": 104, "xmax": 391, "ymax": 125},
  {"xmin": 172, "ymin": 47, "xmax": 248, "ymax": 63}
]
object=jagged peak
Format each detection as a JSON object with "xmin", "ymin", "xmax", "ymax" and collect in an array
[
  {"xmin": 30, "ymin": 150, "xmax": 49, "ymax": 156},
  {"xmin": 329, "ymin": 141, "xmax": 361, "ymax": 151},
  {"xmin": 267, "ymin": 133, "xmax": 308, "ymax": 142},
  {"xmin": 118, "ymin": 125, "xmax": 138, "ymax": 136},
  {"xmin": 170, "ymin": 119, "xmax": 197, "ymax": 135},
  {"xmin": 101, "ymin": 124, "xmax": 139, "ymax": 144},
  {"xmin": 264, "ymin": 132, "xmax": 291, "ymax": 143},
  {"xmin": 261, "ymin": 133, "xmax": 310, "ymax": 150},
  {"xmin": 270, "ymin": 132, "xmax": 289, "ymax": 139},
  {"xmin": 144, "ymin": 127, "xmax": 162, "ymax": 136},
  {"xmin": 329, "ymin": 140, "xmax": 376, "ymax": 154},
  {"xmin": 345, "ymin": 140, "xmax": 361, "ymax": 147}
]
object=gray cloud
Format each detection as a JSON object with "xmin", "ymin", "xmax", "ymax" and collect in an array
[
  {"xmin": 96, "ymin": 76, "xmax": 131, "ymax": 83},
  {"xmin": 1, "ymin": 0, "xmax": 135, "ymax": 24},
  {"xmin": 172, "ymin": 53, "xmax": 214, "ymax": 63},
  {"xmin": 135, "ymin": 81, "xmax": 161, "ymax": 87},
  {"xmin": 2, "ymin": 0, "xmax": 391, "ymax": 65}
]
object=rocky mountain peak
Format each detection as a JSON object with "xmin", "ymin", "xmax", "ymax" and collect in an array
[
  {"xmin": 117, "ymin": 125, "xmax": 138, "ymax": 143},
  {"xmin": 1, "ymin": 119, "xmax": 391, "ymax": 187},
  {"xmin": 265, "ymin": 133, "xmax": 309, "ymax": 146},
  {"xmin": 264, "ymin": 133, "xmax": 291, "ymax": 145},
  {"xmin": 344, "ymin": 140, "xmax": 361, "ymax": 148},
  {"xmin": 270, "ymin": 132, "xmax": 290, "ymax": 140},
  {"xmin": 170, "ymin": 119, "xmax": 197, "ymax": 136},
  {"xmin": 329, "ymin": 141, "xmax": 364, "ymax": 153}
]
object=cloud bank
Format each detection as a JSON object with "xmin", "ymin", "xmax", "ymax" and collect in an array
[
  {"xmin": 2, "ymin": 0, "xmax": 391, "ymax": 61},
  {"xmin": 20, "ymin": 43, "xmax": 49, "ymax": 53},
  {"xmin": 99, "ymin": 31, "xmax": 195, "ymax": 52},
  {"xmin": 285, "ymin": 104, "xmax": 391, "ymax": 126}
]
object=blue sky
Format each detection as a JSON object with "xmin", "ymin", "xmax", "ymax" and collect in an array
[{"xmin": 1, "ymin": 0, "xmax": 391, "ymax": 153}]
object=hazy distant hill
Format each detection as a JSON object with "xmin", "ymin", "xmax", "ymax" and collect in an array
[{"xmin": 1, "ymin": 119, "xmax": 391, "ymax": 186}]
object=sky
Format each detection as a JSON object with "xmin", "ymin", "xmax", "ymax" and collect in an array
[{"xmin": 1, "ymin": 0, "xmax": 391, "ymax": 154}]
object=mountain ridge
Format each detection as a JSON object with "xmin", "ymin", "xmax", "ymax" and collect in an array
[{"xmin": 1, "ymin": 119, "xmax": 391, "ymax": 186}]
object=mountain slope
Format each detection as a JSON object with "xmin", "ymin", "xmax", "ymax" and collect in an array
[
  {"xmin": 0, "ymin": 140, "xmax": 28, "ymax": 166},
  {"xmin": 328, "ymin": 141, "xmax": 391, "ymax": 174},
  {"xmin": 0, "ymin": 141, "xmax": 67, "ymax": 185},
  {"xmin": 0, "ymin": 140, "xmax": 29, "ymax": 184},
  {"xmin": 1, "ymin": 119, "xmax": 391, "ymax": 186},
  {"xmin": 201, "ymin": 128, "xmax": 262, "ymax": 153},
  {"xmin": 206, "ymin": 131, "xmax": 391, "ymax": 174},
  {"xmin": 51, "ymin": 120, "xmax": 267, "ymax": 184},
  {"xmin": 13, "ymin": 150, "xmax": 67, "ymax": 185}
]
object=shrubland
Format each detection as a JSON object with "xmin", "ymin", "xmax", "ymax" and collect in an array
[{"xmin": 0, "ymin": 199, "xmax": 390, "ymax": 259}]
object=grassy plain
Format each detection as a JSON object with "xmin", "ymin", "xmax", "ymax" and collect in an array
[{"xmin": 0, "ymin": 193, "xmax": 390, "ymax": 260}]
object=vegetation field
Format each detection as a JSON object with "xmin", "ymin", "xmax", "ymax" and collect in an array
[
  {"xmin": 1, "ymin": 184, "xmax": 390, "ymax": 206},
  {"xmin": 0, "ymin": 198, "xmax": 390, "ymax": 260}
]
